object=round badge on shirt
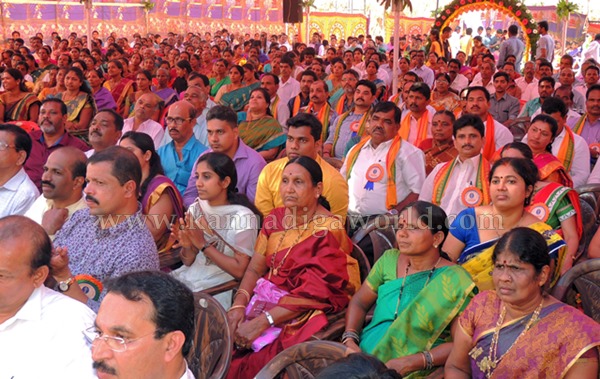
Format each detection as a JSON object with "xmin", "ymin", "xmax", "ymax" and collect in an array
[{"xmin": 461, "ymin": 186, "xmax": 483, "ymax": 207}]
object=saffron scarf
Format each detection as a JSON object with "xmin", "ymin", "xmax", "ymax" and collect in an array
[
  {"xmin": 335, "ymin": 94, "xmax": 347, "ymax": 114},
  {"xmin": 431, "ymin": 155, "xmax": 490, "ymax": 206},
  {"xmin": 303, "ymin": 102, "xmax": 331, "ymax": 142},
  {"xmin": 482, "ymin": 114, "xmax": 497, "ymax": 161},
  {"xmin": 331, "ymin": 109, "xmax": 371, "ymax": 154},
  {"xmin": 572, "ymin": 113, "xmax": 587, "ymax": 135},
  {"xmin": 556, "ymin": 127, "xmax": 576, "ymax": 172},
  {"xmin": 270, "ymin": 95, "xmax": 280, "ymax": 121},
  {"xmin": 292, "ymin": 95, "xmax": 303, "ymax": 116},
  {"xmin": 398, "ymin": 110, "xmax": 429, "ymax": 147},
  {"xmin": 345, "ymin": 136, "xmax": 403, "ymax": 210}
]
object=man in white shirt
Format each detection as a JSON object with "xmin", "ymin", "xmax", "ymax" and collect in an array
[
  {"xmin": 0, "ymin": 124, "xmax": 38, "ymax": 217},
  {"xmin": 277, "ymin": 56, "xmax": 301, "ymax": 106},
  {"xmin": 399, "ymin": 82, "xmax": 434, "ymax": 146},
  {"xmin": 515, "ymin": 61, "xmax": 538, "ymax": 100},
  {"xmin": 583, "ymin": 34, "xmax": 600, "ymax": 63},
  {"xmin": 0, "ymin": 216, "xmax": 96, "ymax": 379},
  {"xmin": 470, "ymin": 60, "xmax": 496, "ymax": 95},
  {"xmin": 420, "ymin": 114, "xmax": 490, "ymax": 217},
  {"xmin": 342, "ymin": 101, "xmax": 425, "ymax": 218},
  {"xmin": 448, "ymin": 59, "xmax": 469, "ymax": 94},
  {"xmin": 91, "ymin": 271, "xmax": 195, "ymax": 379},
  {"xmin": 122, "ymin": 93, "xmax": 164, "ymax": 149},
  {"xmin": 410, "ymin": 49, "xmax": 434, "ymax": 88},
  {"xmin": 261, "ymin": 73, "xmax": 290, "ymax": 127},
  {"xmin": 523, "ymin": 97, "xmax": 590, "ymax": 187},
  {"xmin": 25, "ymin": 147, "xmax": 88, "ymax": 238},
  {"xmin": 536, "ymin": 21, "xmax": 555, "ymax": 64},
  {"xmin": 86, "ymin": 109, "xmax": 124, "ymax": 158},
  {"xmin": 463, "ymin": 86, "xmax": 514, "ymax": 160}
]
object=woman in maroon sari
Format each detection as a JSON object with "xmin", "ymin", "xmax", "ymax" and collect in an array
[
  {"xmin": 446, "ymin": 228, "xmax": 600, "ymax": 378},
  {"xmin": 226, "ymin": 156, "xmax": 361, "ymax": 379},
  {"xmin": 119, "ymin": 131, "xmax": 184, "ymax": 252}
]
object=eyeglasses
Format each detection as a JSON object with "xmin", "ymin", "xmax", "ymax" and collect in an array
[
  {"xmin": 84, "ymin": 326, "xmax": 155, "ymax": 352},
  {"xmin": 165, "ymin": 117, "xmax": 191, "ymax": 125},
  {"xmin": 0, "ymin": 142, "xmax": 15, "ymax": 151}
]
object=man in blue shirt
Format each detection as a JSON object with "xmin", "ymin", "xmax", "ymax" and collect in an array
[{"xmin": 158, "ymin": 100, "xmax": 207, "ymax": 193}]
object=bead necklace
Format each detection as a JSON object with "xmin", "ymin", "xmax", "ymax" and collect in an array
[
  {"xmin": 393, "ymin": 256, "xmax": 442, "ymax": 319},
  {"xmin": 481, "ymin": 297, "xmax": 544, "ymax": 378},
  {"xmin": 268, "ymin": 216, "xmax": 315, "ymax": 279}
]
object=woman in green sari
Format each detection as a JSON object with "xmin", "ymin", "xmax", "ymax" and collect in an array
[
  {"xmin": 343, "ymin": 201, "xmax": 476, "ymax": 378},
  {"xmin": 238, "ymin": 87, "xmax": 286, "ymax": 162}
]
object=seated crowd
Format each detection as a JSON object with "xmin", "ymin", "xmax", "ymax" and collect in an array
[{"xmin": 2, "ymin": 27, "xmax": 600, "ymax": 379}]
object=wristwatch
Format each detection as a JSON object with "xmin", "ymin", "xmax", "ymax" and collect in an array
[{"xmin": 58, "ymin": 277, "xmax": 76, "ymax": 292}]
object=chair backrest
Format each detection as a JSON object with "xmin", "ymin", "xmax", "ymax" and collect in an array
[
  {"xmin": 188, "ymin": 292, "xmax": 232, "ymax": 379},
  {"xmin": 254, "ymin": 341, "xmax": 348, "ymax": 379},
  {"xmin": 551, "ymin": 258, "xmax": 600, "ymax": 323},
  {"xmin": 576, "ymin": 199, "xmax": 598, "ymax": 261},
  {"xmin": 350, "ymin": 214, "xmax": 398, "ymax": 264},
  {"xmin": 577, "ymin": 183, "xmax": 600, "ymax": 218},
  {"xmin": 351, "ymin": 243, "xmax": 371, "ymax": 283}
]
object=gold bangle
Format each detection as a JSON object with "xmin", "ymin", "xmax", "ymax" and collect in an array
[
  {"xmin": 236, "ymin": 289, "xmax": 251, "ymax": 303},
  {"xmin": 228, "ymin": 304, "xmax": 246, "ymax": 312}
]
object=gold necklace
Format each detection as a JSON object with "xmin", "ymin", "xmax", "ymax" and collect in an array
[
  {"xmin": 268, "ymin": 216, "xmax": 315, "ymax": 279},
  {"xmin": 393, "ymin": 256, "xmax": 441, "ymax": 319},
  {"xmin": 478, "ymin": 298, "xmax": 544, "ymax": 378}
]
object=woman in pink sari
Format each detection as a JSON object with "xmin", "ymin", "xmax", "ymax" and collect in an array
[{"xmin": 446, "ymin": 227, "xmax": 600, "ymax": 379}]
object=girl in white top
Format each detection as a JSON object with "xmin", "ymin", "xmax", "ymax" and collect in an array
[{"xmin": 170, "ymin": 152, "xmax": 261, "ymax": 307}]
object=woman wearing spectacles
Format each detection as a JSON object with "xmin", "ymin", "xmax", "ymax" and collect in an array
[
  {"xmin": 431, "ymin": 73, "xmax": 461, "ymax": 115},
  {"xmin": 342, "ymin": 201, "xmax": 475, "ymax": 377},
  {"xmin": 445, "ymin": 227, "xmax": 600, "ymax": 379}
]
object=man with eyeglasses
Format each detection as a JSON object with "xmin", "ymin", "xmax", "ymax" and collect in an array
[
  {"xmin": 90, "ymin": 271, "xmax": 195, "ymax": 379},
  {"xmin": 160, "ymin": 85, "xmax": 210, "ymax": 147},
  {"xmin": 0, "ymin": 216, "xmax": 96, "ymax": 378},
  {"xmin": 0, "ymin": 123, "xmax": 38, "ymax": 217},
  {"xmin": 121, "ymin": 93, "xmax": 164, "ymax": 149},
  {"xmin": 158, "ymin": 100, "xmax": 207, "ymax": 194}
]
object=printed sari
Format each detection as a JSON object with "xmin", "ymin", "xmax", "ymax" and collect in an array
[
  {"xmin": 238, "ymin": 116, "xmax": 286, "ymax": 152},
  {"xmin": 361, "ymin": 250, "xmax": 475, "ymax": 378},
  {"xmin": 226, "ymin": 207, "xmax": 360, "ymax": 379},
  {"xmin": 103, "ymin": 77, "xmax": 134, "ymax": 116},
  {"xmin": 456, "ymin": 220, "xmax": 566, "ymax": 290},
  {"xmin": 326, "ymin": 78, "xmax": 344, "ymax": 108},
  {"xmin": 220, "ymin": 82, "xmax": 260, "ymax": 112},
  {"xmin": 418, "ymin": 138, "xmax": 458, "ymax": 175},
  {"xmin": 462, "ymin": 291, "xmax": 600, "ymax": 379},
  {"xmin": 1, "ymin": 93, "xmax": 41, "ymax": 122},
  {"xmin": 153, "ymin": 87, "xmax": 179, "ymax": 107},
  {"xmin": 55, "ymin": 92, "xmax": 97, "ymax": 130},
  {"xmin": 533, "ymin": 153, "xmax": 573, "ymax": 188},
  {"xmin": 92, "ymin": 87, "xmax": 117, "ymax": 111},
  {"xmin": 141, "ymin": 175, "xmax": 185, "ymax": 253},
  {"xmin": 209, "ymin": 76, "xmax": 231, "ymax": 97},
  {"xmin": 430, "ymin": 92, "xmax": 461, "ymax": 114}
]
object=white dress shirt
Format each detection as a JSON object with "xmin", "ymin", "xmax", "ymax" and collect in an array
[
  {"xmin": 419, "ymin": 154, "xmax": 485, "ymax": 217},
  {"xmin": 522, "ymin": 127, "xmax": 590, "ymax": 187},
  {"xmin": 489, "ymin": 118, "xmax": 515, "ymax": 151},
  {"xmin": 122, "ymin": 117, "xmax": 165, "ymax": 149},
  {"xmin": 341, "ymin": 138, "xmax": 426, "ymax": 216},
  {"xmin": 271, "ymin": 96, "xmax": 290, "ymax": 129},
  {"xmin": 0, "ymin": 168, "xmax": 39, "ymax": 217},
  {"xmin": 515, "ymin": 77, "xmax": 538, "ymax": 101},
  {"xmin": 450, "ymin": 74, "xmax": 469, "ymax": 93},
  {"xmin": 470, "ymin": 75, "xmax": 496, "ymax": 95},
  {"xmin": 399, "ymin": 110, "xmax": 434, "ymax": 146},
  {"xmin": 25, "ymin": 196, "xmax": 88, "ymax": 239},
  {"xmin": 0, "ymin": 286, "xmax": 97, "ymax": 379},
  {"xmin": 277, "ymin": 76, "xmax": 301, "ymax": 106}
]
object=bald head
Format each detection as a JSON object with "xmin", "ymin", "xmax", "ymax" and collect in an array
[
  {"xmin": 135, "ymin": 93, "xmax": 159, "ymax": 121},
  {"xmin": 169, "ymin": 100, "xmax": 197, "ymax": 119},
  {"xmin": 166, "ymin": 100, "xmax": 197, "ymax": 143}
]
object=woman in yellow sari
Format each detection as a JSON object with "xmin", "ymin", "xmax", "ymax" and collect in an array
[
  {"xmin": 54, "ymin": 67, "xmax": 96, "ymax": 134},
  {"xmin": 344, "ymin": 201, "xmax": 475, "ymax": 378},
  {"xmin": 444, "ymin": 158, "xmax": 566, "ymax": 291},
  {"xmin": 0, "ymin": 68, "xmax": 40, "ymax": 122},
  {"xmin": 431, "ymin": 73, "xmax": 461, "ymax": 115}
]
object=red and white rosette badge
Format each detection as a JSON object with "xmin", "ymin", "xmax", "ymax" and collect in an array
[
  {"xmin": 350, "ymin": 121, "xmax": 360, "ymax": 137},
  {"xmin": 529, "ymin": 204, "xmax": 550, "ymax": 222},
  {"xmin": 364, "ymin": 163, "xmax": 385, "ymax": 191},
  {"xmin": 461, "ymin": 186, "xmax": 483, "ymax": 207}
]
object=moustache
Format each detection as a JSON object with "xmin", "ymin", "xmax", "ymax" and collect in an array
[
  {"xmin": 90, "ymin": 129, "xmax": 102, "ymax": 136},
  {"xmin": 85, "ymin": 195, "xmax": 100, "ymax": 205},
  {"xmin": 41, "ymin": 180, "xmax": 55, "ymax": 189},
  {"xmin": 461, "ymin": 144, "xmax": 474, "ymax": 149},
  {"xmin": 372, "ymin": 127, "xmax": 384, "ymax": 134},
  {"xmin": 93, "ymin": 361, "xmax": 117, "ymax": 375}
]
